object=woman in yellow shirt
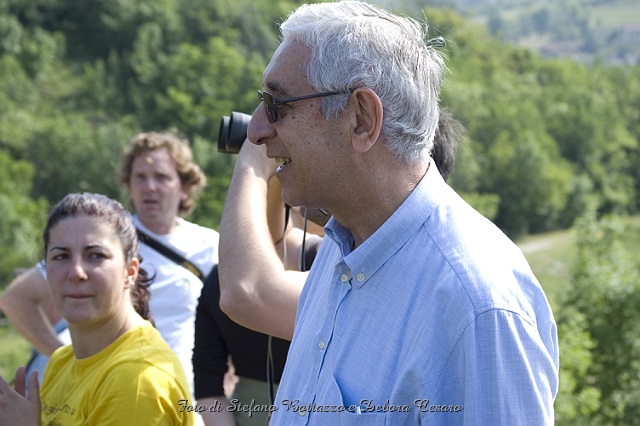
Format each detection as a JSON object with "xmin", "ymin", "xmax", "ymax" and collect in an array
[{"xmin": 0, "ymin": 192, "xmax": 194, "ymax": 426}]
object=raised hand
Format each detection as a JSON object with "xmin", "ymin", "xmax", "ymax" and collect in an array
[{"xmin": 0, "ymin": 367, "xmax": 41, "ymax": 426}]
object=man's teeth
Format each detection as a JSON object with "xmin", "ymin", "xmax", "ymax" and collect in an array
[{"xmin": 274, "ymin": 157, "xmax": 291, "ymax": 166}]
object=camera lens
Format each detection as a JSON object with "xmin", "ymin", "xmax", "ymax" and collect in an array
[
  {"xmin": 218, "ymin": 111, "xmax": 252, "ymax": 154},
  {"xmin": 217, "ymin": 115, "xmax": 231, "ymax": 153}
]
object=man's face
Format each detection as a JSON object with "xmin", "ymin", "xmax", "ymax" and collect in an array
[
  {"xmin": 247, "ymin": 40, "xmax": 352, "ymax": 212},
  {"xmin": 128, "ymin": 148, "xmax": 186, "ymax": 234}
]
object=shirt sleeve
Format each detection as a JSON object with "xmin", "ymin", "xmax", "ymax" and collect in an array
[
  {"xmin": 192, "ymin": 265, "xmax": 229, "ymax": 399},
  {"xmin": 432, "ymin": 309, "xmax": 558, "ymax": 425}
]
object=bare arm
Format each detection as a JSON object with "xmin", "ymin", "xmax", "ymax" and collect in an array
[
  {"xmin": 197, "ymin": 396, "xmax": 236, "ymax": 426},
  {"xmin": 0, "ymin": 266, "xmax": 64, "ymax": 356},
  {"xmin": 218, "ymin": 141, "xmax": 307, "ymax": 341}
]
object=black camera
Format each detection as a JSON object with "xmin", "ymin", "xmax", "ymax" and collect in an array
[{"xmin": 218, "ymin": 111, "xmax": 252, "ymax": 154}]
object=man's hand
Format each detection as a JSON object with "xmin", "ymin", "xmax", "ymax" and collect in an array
[
  {"xmin": 235, "ymin": 138, "xmax": 278, "ymax": 182},
  {"xmin": 236, "ymin": 139, "xmax": 288, "ymax": 244}
]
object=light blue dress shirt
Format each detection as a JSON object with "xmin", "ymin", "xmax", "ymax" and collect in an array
[{"xmin": 270, "ymin": 164, "xmax": 559, "ymax": 425}]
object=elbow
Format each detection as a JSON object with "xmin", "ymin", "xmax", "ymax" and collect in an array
[
  {"xmin": 218, "ymin": 289, "xmax": 246, "ymax": 324},
  {"xmin": 218, "ymin": 291, "xmax": 233, "ymax": 317},
  {"xmin": 217, "ymin": 264, "xmax": 254, "ymax": 323},
  {"xmin": 0, "ymin": 289, "xmax": 16, "ymax": 313}
]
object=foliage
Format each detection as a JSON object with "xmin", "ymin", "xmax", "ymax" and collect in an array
[
  {"xmin": 458, "ymin": 192, "xmax": 500, "ymax": 222},
  {"xmin": 0, "ymin": 324, "xmax": 32, "ymax": 380},
  {"xmin": 554, "ymin": 306, "xmax": 600, "ymax": 424},
  {"xmin": 0, "ymin": 151, "xmax": 48, "ymax": 287},
  {"xmin": 189, "ymin": 135, "xmax": 238, "ymax": 230},
  {"xmin": 428, "ymin": 8, "xmax": 639, "ymax": 239},
  {"xmin": 0, "ymin": 4, "xmax": 639, "ymax": 423},
  {"xmin": 421, "ymin": 0, "xmax": 640, "ymax": 66},
  {"xmin": 24, "ymin": 115, "xmax": 140, "ymax": 203},
  {"xmin": 559, "ymin": 208, "xmax": 640, "ymax": 424}
]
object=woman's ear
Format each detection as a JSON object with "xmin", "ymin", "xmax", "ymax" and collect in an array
[
  {"xmin": 125, "ymin": 257, "xmax": 139, "ymax": 289},
  {"xmin": 350, "ymin": 87, "xmax": 383, "ymax": 154}
]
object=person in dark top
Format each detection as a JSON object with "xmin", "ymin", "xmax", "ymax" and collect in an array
[
  {"xmin": 195, "ymin": 264, "xmax": 290, "ymax": 391},
  {"xmin": 194, "ymin": 237, "xmax": 321, "ymax": 426}
]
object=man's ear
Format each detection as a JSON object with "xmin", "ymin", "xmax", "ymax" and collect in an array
[
  {"xmin": 350, "ymin": 88, "xmax": 383, "ymax": 154},
  {"xmin": 181, "ymin": 184, "xmax": 190, "ymax": 202}
]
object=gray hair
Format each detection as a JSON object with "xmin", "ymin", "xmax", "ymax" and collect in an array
[{"xmin": 280, "ymin": 0, "xmax": 446, "ymax": 164}]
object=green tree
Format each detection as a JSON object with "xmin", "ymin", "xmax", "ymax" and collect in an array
[
  {"xmin": 0, "ymin": 151, "xmax": 48, "ymax": 286},
  {"xmin": 132, "ymin": 36, "xmax": 265, "ymax": 139},
  {"xmin": 189, "ymin": 135, "xmax": 237, "ymax": 231},
  {"xmin": 562, "ymin": 208, "xmax": 640, "ymax": 423},
  {"xmin": 554, "ymin": 306, "xmax": 600, "ymax": 425},
  {"xmin": 24, "ymin": 114, "xmax": 139, "ymax": 204}
]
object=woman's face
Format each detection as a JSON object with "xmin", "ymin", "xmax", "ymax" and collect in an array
[{"xmin": 45, "ymin": 215, "xmax": 138, "ymax": 328}]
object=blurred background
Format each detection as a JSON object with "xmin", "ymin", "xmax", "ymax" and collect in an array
[{"xmin": 0, "ymin": 0, "xmax": 638, "ymax": 424}]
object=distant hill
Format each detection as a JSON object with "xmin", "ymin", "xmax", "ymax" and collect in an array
[{"xmin": 377, "ymin": 0, "xmax": 640, "ymax": 65}]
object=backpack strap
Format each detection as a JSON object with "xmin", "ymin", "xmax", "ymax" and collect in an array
[{"xmin": 136, "ymin": 228, "xmax": 205, "ymax": 282}]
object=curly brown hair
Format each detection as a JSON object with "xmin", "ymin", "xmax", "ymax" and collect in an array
[{"xmin": 118, "ymin": 130, "xmax": 206, "ymax": 216}]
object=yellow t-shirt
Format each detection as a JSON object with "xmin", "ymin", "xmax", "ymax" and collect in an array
[{"xmin": 40, "ymin": 321, "xmax": 195, "ymax": 426}]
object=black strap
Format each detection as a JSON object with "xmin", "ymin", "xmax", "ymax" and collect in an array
[
  {"xmin": 136, "ymin": 228, "xmax": 205, "ymax": 281},
  {"xmin": 265, "ymin": 205, "xmax": 292, "ymax": 412}
]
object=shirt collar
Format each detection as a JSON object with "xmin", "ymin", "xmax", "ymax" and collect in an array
[{"xmin": 324, "ymin": 161, "xmax": 443, "ymax": 288}]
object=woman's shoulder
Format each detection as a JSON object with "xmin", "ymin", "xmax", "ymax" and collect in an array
[
  {"xmin": 115, "ymin": 322, "xmax": 186, "ymax": 374},
  {"xmin": 42, "ymin": 344, "xmax": 75, "ymax": 384},
  {"xmin": 89, "ymin": 323, "xmax": 191, "ymax": 397}
]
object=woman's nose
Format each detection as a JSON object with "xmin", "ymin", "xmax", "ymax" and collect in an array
[{"xmin": 68, "ymin": 259, "xmax": 89, "ymax": 282}]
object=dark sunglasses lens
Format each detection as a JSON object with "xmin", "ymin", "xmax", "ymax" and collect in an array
[
  {"xmin": 258, "ymin": 91, "xmax": 273, "ymax": 123},
  {"xmin": 264, "ymin": 92, "xmax": 278, "ymax": 123}
]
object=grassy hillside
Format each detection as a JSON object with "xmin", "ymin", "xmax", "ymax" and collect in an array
[
  {"xmin": 477, "ymin": 0, "xmax": 640, "ymax": 65},
  {"xmin": 381, "ymin": 0, "xmax": 640, "ymax": 65},
  {"xmin": 0, "ymin": 321, "xmax": 31, "ymax": 380},
  {"xmin": 520, "ymin": 215, "xmax": 640, "ymax": 306},
  {"xmin": 517, "ymin": 229, "xmax": 575, "ymax": 310}
]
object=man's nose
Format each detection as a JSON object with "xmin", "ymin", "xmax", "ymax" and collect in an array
[
  {"xmin": 141, "ymin": 176, "xmax": 158, "ymax": 190},
  {"xmin": 247, "ymin": 105, "xmax": 275, "ymax": 146}
]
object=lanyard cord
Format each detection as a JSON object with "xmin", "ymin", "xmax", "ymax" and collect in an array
[{"xmin": 266, "ymin": 205, "xmax": 311, "ymax": 413}]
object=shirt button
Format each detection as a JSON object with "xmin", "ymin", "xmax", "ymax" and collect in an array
[
  {"xmin": 318, "ymin": 340, "xmax": 326, "ymax": 350},
  {"xmin": 341, "ymin": 274, "xmax": 349, "ymax": 283},
  {"xmin": 356, "ymin": 273, "xmax": 365, "ymax": 282}
]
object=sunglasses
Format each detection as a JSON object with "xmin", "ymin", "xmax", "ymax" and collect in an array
[{"xmin": 258, "ymin": 88, "xmax": 354, "ymax": 123}]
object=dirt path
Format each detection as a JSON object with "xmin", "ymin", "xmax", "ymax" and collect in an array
[{"xmin": 516, "ymin": 230, "xmax": 574, "ymax": 255}]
